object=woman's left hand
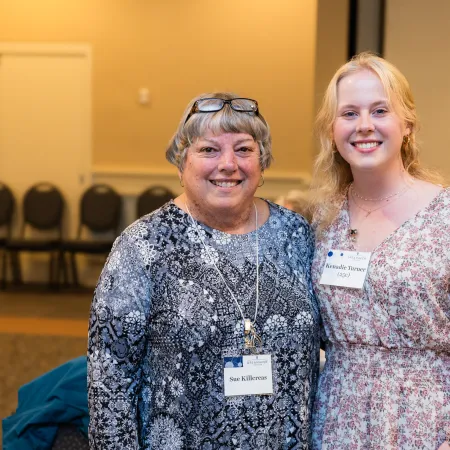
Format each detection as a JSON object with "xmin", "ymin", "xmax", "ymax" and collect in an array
[{"xmin": 438, "ymin": 442, "xmax": 450, "ymax": 450}]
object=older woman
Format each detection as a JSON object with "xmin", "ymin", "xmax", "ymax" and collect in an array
[
  {"xmin": 311, "ymin": 53, "xmax": 450, "ymax": 449},
  {"xmin": 88, "ymin": 93, "xmax": 319, "ymax": 449}
]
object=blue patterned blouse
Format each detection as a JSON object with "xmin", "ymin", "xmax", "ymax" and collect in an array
[{"xmin": 88, "ymin": 200, "xmax": 320, "ymax": 449}]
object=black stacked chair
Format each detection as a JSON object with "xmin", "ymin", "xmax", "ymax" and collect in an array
[
  {"xmin": 6, "ymin": 183, "xmax": 64, "ymax": 287},
  {"xmin": 0, "ymin": 183, "xmax": 15, "ymax": 289},
  {"xmin": 137, "ymin": 185, "xmax": 174, "ymax": 218},
  {"xmin": 60, "ymin": 184, "xmax": 121, "ymax": 287}
]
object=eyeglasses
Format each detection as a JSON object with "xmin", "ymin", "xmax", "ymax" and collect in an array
[{"xmin": 184, "ymin": 97, "xmax": 260, "ymax": 125}]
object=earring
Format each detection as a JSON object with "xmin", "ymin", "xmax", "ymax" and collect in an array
[
  {"xmin": 403, "ymin": 135, "xmax": 410, "ymax": 146},
  {"xmin": 258, "ymin": 174, "xmax": 265, "ymax": 187},
  {"xmin": 179, "ymin": 177, "xmax": 184, "ymax": 188},
  {"xmin": 331, "ymin": 141, "xmax": 338, "ymax": 153}
]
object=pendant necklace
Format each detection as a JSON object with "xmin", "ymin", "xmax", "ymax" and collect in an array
[
  {"xmin": 348, "ymin": 182, "xmax": 412, "ymax": 243},
  {"xmin": 185, "ymin": 201, "xmax": 262, "ymax": 353}
]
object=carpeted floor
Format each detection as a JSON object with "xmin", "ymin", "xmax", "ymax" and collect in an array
[
  {"xmin": 0, "ymin": 290, "xmax": 92, "ymax": 443},
  {"xmin": 0, "ymin": 289, "xmax": 92, "ymax": 320},
  {"xmin": 0, "ymin": 334, "xmax": 88, "ymax": 419}
]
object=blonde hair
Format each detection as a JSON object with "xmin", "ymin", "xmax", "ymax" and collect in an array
[
  {"xmin": 166, "ymin": 92, "xmax": 272, "ymax": 171},
  {"xmin": 311, "ymin": 51, "xmax": 445, "ymax": 231}
]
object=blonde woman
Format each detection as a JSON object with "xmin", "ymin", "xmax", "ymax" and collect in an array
[{"xmin": 310, "ymin": 52, "xmax": 450, "ymax": 449}]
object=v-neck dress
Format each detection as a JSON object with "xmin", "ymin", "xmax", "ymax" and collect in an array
[{"xmin": 311, "ymin": 189, "xmax": 450, "ymax": 449}]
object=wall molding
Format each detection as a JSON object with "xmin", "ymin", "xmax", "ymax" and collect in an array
[{"xmin": 0, "ymin": 42, "xmax": 92, "ymax": 57}]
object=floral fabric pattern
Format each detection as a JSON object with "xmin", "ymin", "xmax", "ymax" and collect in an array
[
  {"xmin": 88, "ymin": 201, "xmax": 320, "ymax": 449},
  {"xmin": 311, "ymin": 189, "xmax": 450, "ymax": 449}
]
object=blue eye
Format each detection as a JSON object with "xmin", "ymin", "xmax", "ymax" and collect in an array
[
  {"xmin": 374, "ymin": 108, "xmax": 388, "ymax": 115},
  {"xmin": 342, "ymin": 111, "xmax": 357, "ymax": 118}
]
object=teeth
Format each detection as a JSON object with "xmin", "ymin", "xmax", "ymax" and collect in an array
[
  {"xmin": 212, "ymin": 181, "xmax": 239, "ymax": 187},
  {"xmin": 355, "ymin": 142, "xmax": 379, "ymax": 149}
]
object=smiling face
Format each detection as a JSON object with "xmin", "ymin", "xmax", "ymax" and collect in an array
[
  {"xmin": 333, "ymin": 69, "xmax": 410, "ymax": 174},
  {"xmin": 180, "ymin": 130, "xmax": 261, "ymax": 218}
]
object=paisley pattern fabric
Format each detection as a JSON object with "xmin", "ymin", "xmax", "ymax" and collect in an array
[
  {"xmin": 312, "ymin": 189, "xmax": 450, "ymax": 449},
  {"xmin": 88, "ymin": 201, "xmax": 320, "ymax": 449}
]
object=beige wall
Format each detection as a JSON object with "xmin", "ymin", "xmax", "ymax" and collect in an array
[
  {"xmin": 314, "ymin": 0, "xmax": 349, "ymax": 109},
  {"xmin": 385, "ymin": 0, "xmax": 450, "ymax": 178},
  {"xmin": 0, "ymin": 0, "xmax": 318, "ymax": 177},
  {"xmin": 314, "ymin": 0, "xmax": 349, "ymax": 142}
]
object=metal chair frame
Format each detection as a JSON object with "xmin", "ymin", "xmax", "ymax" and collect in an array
[
  {"xmin": 60, "ymin": 184, "xmax": 121, "ymax": 287},
  {"xmin": 6, "ymin": 183, "xmax": 64, "ymax": 288}
]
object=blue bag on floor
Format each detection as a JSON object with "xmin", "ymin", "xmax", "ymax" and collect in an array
[{"xmin": 2, "ymin": 356, "xmax": 89, "ymax": 450}]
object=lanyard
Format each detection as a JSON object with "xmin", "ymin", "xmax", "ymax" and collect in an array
[{"xmin": 185, "ymin": 202, "xmax": 262, "ymax": 351}]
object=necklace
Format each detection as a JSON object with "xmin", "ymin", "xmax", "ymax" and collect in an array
[
  {"xmin": 350, "ymin": 182, "xmax": 410, "ymax": 202},
  {"xmin": 348, "ymin": 196, "xmax": 387, "ymax": 242},
  {"xmin": 351, "ymin": 192, "xmax": 393, "ymax": 218},
  {"xmin": 185, "ymin": 202, "xmax": 262, "ymax": 353},
  {"xmin": 348, "ymin": 182, "xmax": 412, "ymax": 243}
]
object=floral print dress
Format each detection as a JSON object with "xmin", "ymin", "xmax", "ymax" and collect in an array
[
  {"xmin": 88, "ymin": 201, "xmax": 320, "ymax": 449},
  {"xmin": 312, "ymin": 189, "xmax": 450, "ymax": 450}
]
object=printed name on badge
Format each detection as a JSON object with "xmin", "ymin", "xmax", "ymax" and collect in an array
[
  {"xmin": 223, "ymin": 354, "xmax": 273, "ymax": 397},
  {"xmin": 319, "ymin": 249, "xmax": 371, "ymax": 289}
]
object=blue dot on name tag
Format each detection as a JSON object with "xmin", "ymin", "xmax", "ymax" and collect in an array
[
  {"xmin": 223, "ymin": 356, "xmax": 243, "ymax": 368},
  {"xmin": 328, "ymin": 251, "xmax": 333, "ymax": 257}
]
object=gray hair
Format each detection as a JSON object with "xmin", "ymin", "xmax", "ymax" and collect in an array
[{"xmin": 166, "ymin": 92, "xmax": 273, "ymax": 171}]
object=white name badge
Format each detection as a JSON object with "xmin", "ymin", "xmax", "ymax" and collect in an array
[
  {"xmin": 223, "ymin": 354, "xmax": 273, "ymax": 397},
  {"xmin": 319, "ymin": 249, "xmax": 371, "ymax": 289}
]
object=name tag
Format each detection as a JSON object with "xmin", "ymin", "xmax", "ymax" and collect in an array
[
  {"xmin": 223, "ymin": 354, "xmax": 273, "ymax": 397},
  {"xmin": 319, "ymin": 249, "xmax": 371, "ymax": 289}
]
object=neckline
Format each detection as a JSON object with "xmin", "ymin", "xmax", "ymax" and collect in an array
[
  {"xmin": 343, "ymin": 187, "xmax": 448, "ymax": 254},
  {"xmin": 169, "ymin": 198, "xmax": 273, "ymax": 237}
]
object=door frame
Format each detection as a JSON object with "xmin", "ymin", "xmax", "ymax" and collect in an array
[{"xmin": 0, "ymin": 42, "xmax": 92, "ymax": 186}]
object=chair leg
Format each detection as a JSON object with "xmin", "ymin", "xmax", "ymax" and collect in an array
[
  {"xmin": 49, "ymin": 252, "xmax": 57, "ymax": 289},
  {"xmin": 9, "ymin": 251, "xmax": 15, "ymax": 284},
  {"xmin": 70, "ymin": 252, "xmax": 80, "ymax": 287},
  {"xmin": 51, "ymin": 250, "xmax": 65, "ymax": 290},
  {"xmin": 59, "ymin": 251, "xmax": 69, "ymax": 287},
  {"xmin": 0, "ymin": 250, "xmax": 6, "ymax": 290},
  {"xmin": 10, "ymin": 251, "xmax": 23, "ymax": 285}
]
